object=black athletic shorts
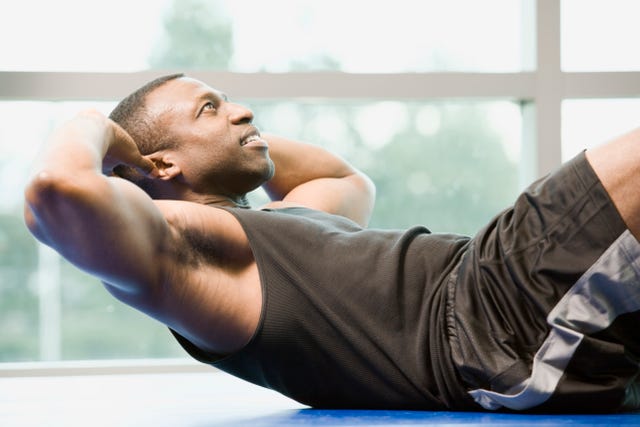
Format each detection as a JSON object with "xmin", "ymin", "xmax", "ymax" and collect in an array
[{"xmin": 447, "ymin": 151, "xmax": 640, "ymax": 413}]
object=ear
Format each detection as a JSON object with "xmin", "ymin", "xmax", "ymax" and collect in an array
[{"xmin": 147, "ymin": 151, "xmax": 181, "ymax": 180}]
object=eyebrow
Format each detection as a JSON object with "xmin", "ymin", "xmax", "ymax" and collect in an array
[
  {"xmin": 195, "ymin": 90, "xmax": 228, "ymax": 104},
  {"xmin": 193, "ymin": 90, "xmax": 229, "ymax": 116}
]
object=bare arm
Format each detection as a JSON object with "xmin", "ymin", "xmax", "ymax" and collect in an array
[
  {"xmin": 24, "ymin": 111, "xmax": 166, "ymax": 304},
  {"xmin": 262, "ymin": 133, "xmax": 376, "ymax": 226}
]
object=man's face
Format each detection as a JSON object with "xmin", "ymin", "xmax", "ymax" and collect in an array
[{"xmin": 144, "ymin": 77, "xmax": 274, "ymax": 197}]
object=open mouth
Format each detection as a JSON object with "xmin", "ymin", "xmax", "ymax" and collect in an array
[
  {"xmin": 240, "ymin": 127, "xmax": 268, "ymax": 148},
  {"xmin": 240, "ymin": 134, "xmax": 262, "ymax": 146}
]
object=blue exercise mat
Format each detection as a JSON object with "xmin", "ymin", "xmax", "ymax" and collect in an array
[{"xmin": 218, "ymin": 408, "xmax": 640, "ymax": 427}]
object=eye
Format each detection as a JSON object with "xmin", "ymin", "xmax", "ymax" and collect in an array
[{"xmin": 201, "ymin": 102, "xmax": 216, "ymax": 113}]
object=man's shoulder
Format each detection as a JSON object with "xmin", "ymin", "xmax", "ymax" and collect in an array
[{"xmin": 261, "ymin": 200, "xmax": 306, "ymax": 210}]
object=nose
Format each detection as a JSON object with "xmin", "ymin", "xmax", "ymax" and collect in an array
[{"xmin": 228, "ymin": 103, "xmax": 254, "ymax": 124}]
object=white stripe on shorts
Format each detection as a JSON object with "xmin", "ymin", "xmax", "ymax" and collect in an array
[{"xmin": 468, "ymin": 229, "xmax": 640, "ymax": 411}]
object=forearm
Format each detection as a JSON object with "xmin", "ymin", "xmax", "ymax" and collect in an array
[
  {"xmin": 261, "ymin": 133, "xmax": 375, "ymax": 226},
  {"xmin": 262, "ymin": 133, "xmax": 360, "ymax": 200},
  {"xmin": 32, "ymin": 111, "xmax": 113, "ymax": 180}
]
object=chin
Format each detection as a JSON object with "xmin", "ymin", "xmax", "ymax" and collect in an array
[
  {"xmin": 242, "ymin": 161, "xmax": 275, "ymax": 192},
  {"xmin": 264, "ymin": 160, "xmax": 276, "ymax": 181}
]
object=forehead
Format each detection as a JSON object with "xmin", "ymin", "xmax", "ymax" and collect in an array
[{"xmin": 144, "ymin": 77, "xmax": 224, "ymax": 115}]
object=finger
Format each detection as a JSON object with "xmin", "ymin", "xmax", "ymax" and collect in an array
[{"xmin": 136, "ymin": 157, "xmax": 161, "ymax": 178}]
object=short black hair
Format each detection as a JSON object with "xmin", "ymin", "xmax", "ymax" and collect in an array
[
  {"xmin": 108, "ymin": 73, "xmax": 184, "ymax": 195},
  {"xmin": 109, "ymin": 73, "xmax": 184, "ymax": 155}
]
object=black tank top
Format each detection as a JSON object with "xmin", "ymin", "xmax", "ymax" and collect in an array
[{"xmin": 171, "ymin": 207, "xmax": 475, "ymax": 410}]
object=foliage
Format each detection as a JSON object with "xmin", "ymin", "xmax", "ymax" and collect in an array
[
  {"xmin": 366, "ymin": 104, "xmax": 517, "ymax": 234},
  {"xmin": 149, "ymin": 0, "xmax": 233, "ymax": 69}
]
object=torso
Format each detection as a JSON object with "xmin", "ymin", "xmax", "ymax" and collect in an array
[{"xmin": 168, "ymin": 205, "xmax": 473, "ymax": 409}]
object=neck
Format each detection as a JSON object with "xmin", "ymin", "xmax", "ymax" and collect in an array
[
  {"xmin": 199, "ymin": 194, "xmax": 251, "ymax": 209},
  {"xmin": 150, "ymin": 180, "xmax": 252, "ymax": 208}
]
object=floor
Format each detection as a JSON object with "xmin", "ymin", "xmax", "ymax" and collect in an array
[{"xmin": 1, "ymin": 371, "xmax": 639, "ymax": 427}]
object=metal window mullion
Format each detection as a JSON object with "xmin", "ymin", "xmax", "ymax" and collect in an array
[
  {"xmin": 0, "ymin": 71, "xmax": 538, "ymax": 101},
  {"xmin": 563, "ymin": 72, "xmax": 640, "ymax": 99},
  {"xmin": 535, "ymin": 0, "xmax": 562, "ymax": 177}
]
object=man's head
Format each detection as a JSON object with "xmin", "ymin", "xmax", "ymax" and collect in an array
[{"xmin": 109, "ymin": 74, "xmax": 274, "ymax": 205}]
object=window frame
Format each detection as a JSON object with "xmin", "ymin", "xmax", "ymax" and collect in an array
[{"xmin": 1, "ymin": 0, "xmax": 639, "ymax": 375}]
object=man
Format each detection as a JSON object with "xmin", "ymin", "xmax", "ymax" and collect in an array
[{"xmin": 24, "ymin": 74, "xmax": 640, "ymax": 413}]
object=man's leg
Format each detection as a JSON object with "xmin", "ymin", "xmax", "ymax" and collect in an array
[
  {"xmin": 450, "ymin": 139, "xmax": 640, "ymax": 412},
  {"xmin": 586, "ymin": 127, "xmax": 640, "ymax": 239}
]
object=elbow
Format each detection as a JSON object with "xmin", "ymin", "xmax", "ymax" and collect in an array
[
  {"xmin": 24, "ymin": 170, "xmax": 63, "ymax": 211},
  {"xmin": 349, "ymin": 172, "xmax": 376, "ymax": 227},
  {"xmin": 23, "ymin": 170, "xmax": 79, "ymax": 243},
  {"xmin": 356, "ymin": 170, "xmax": 376, "ymax": 207},
  {"xmin": 24, "ymin": 171, "xmax": 60, "ymax": 242},
  {"xmin": 364, "ymin": 173, "xmax": 376, "ymax": 203},
  {"xmin": 363, "ymin": 175, "xmax": 377, "ymax": 225}
]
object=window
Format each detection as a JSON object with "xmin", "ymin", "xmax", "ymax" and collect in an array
[
  {"xmin": 562, "ymin": 99, "xmax": 640, "ymax": 161},
  {"xmin": 562, "ymin": 0, "xmax": 640, "ymax": 71},
  {"xmin": 2, "ymin": 0, "xmax": 639, "ymax": 367},
  {"xmin": 0, "ymin": 0, "xmax": 528, "ymax": 73}
]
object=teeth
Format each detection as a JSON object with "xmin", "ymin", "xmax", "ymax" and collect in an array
[{"xmin": 242, "ymin": 135, "xmax": 260, "ymax": 145}]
